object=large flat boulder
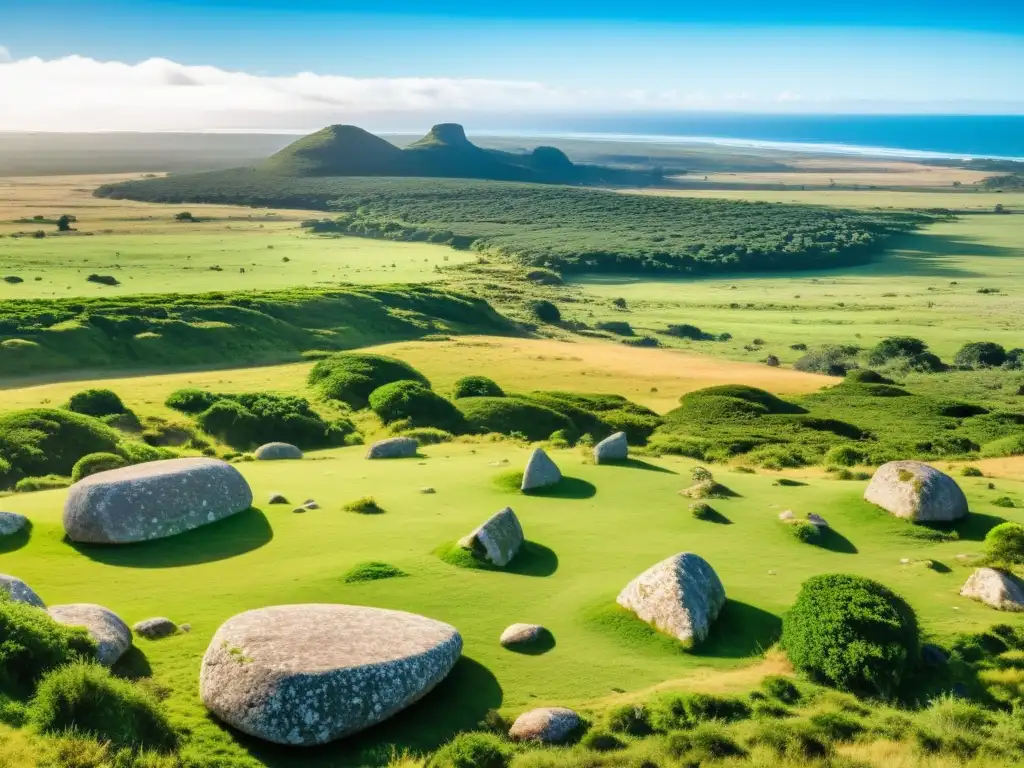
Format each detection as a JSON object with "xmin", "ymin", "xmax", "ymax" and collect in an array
[
  {"xmin": 960, "ymin": 568, "xmax": 1024, "ymax": 611},
  {"xmin": 616, "ymin": 552, "xmax": 726, "ymax": 648},
  {"xmin": 459, "ymin": 506, "xmax": 524, "ymax": 567},
  {"xmin": 521, "ymin": 448, "xmax": 561, "ymax": 491},
  {"xmin": 254, "ymin": 442, "xmax": 303, "ymax": 460},
  {"xmin": 864, "ymin": 460, "xmax": 967, "ymax": 522},
  {"xmin": 49, "ymin": 604, "xmax": 132, "ymax": 666},
  {"xmin": 200, "ymin": 604, "xmax": 462, "ymax": 745},
  {"xmin": 0, "ymin": 574, "xmax": 44, "ymax": 608},
  {"xmin": 366, "ymin": 437, "xmax": 417, "ymax": 460},
  {"xmin": 63, "ymin": 457, "xmax": 253, "ymax": 544},
  {"xmin": 593, "ymin": 432, "xmax": 628, "ymax": 464}
]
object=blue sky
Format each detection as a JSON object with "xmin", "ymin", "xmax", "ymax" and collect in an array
[{"xmin": 1, "ymin": 1, "xmax": 1022, "ymax": 130}]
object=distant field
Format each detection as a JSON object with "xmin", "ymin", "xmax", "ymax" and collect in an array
[
  {"xmin": 0, "ymin": 335, "xmax": 829, "ymax": 416},
  {"xmin": 679, "ymin": 159, "xmax": 990, "ymax": 190}
]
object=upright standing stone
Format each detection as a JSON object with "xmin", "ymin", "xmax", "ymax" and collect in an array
[
  {"xmin": 49, "ymin": 604, "xmax": 133, "ymax": 665},
  {"xmin": 593, "ymin": 432, "xmax": 628, "ymax": 464},
  {"xmin": 366, "ymin": 437, "xmax": 418, "ymax": 460},
  {"xmin": 521, "ymin": 448, "xmax": 561, "ymax": 491},
  {"xmin": 960, "ymin": 568, "xmax": 1024, "ymax": 611},
  {"xmin": 864, "ymin": 460, "xmax": 967, "ymax": 522},
  {"xmin": 458, "ymin": 507, "xmax": 524, "ymax": 567},
  {"xmin": 63, "ymin": 458, "xmax": 253, "ymax": 544}
]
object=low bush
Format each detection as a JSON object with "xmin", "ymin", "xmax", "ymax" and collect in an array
[
  {"xmin": 581, "ymin": 728, "xmax": 624, "ymax": 751},
  {"xmin": 663, "ymin": 323, "xmax": 713, "ymax": 340},
  {"xmin": 962, "ymin": 466, "xmax": 984, "ymax": 477},
  {"xmin": 71, "ymin": 452, "xmax": 127, "ymax": 482},
  {"xmin": 794, "ymin": 345, "xmax": 858, "ymax": 376},
  {"xmin": 164, "ymin": 388, "xmax": 218, "ymax": 414},
  {"xmin": 955, "ymin": 341, "xmax": 1007, "ymax": 369},
  {"xmin": 824, "ymin": 443, "xmax": 866, "ymax": 467},
  {"xmin": 309, "ymin": 353, "xmax": 430, "ymax": 409},
  {"xmin": 690, "ymin": 502, "xmax": 713, "ymax": 520},
  {"xmin": 456, "ymin": 397, "xmax": 575, "ymax": 442},
  {"xmin": 653, "ymin": 692, "xmax": 750, "ymax": 730},
  {"xmin": 868, "ymin": 336, "xmax": 945, "ymax": 372},
  {"xmin": 761, "ymin": 675, "xmax": 801, "ymax": 704},
  {"xmin": 809, "ymin": 710, "xmax": 865, "ymax": 741},
  {"xmin": 749, "ymin": 720, "xmax": 831, "ymax": 760},
  {"xmin": 0, "ymin": 409, "xmax": 121, "ymax": 487},
  {"xmin": 369, "ymin": 380, "xmax": 465, "ymax": 432},
  {"xmin": 30, "ymin": 662, "xmax": 177, "ymax": 751},
  {"xmin": 426, "ymin": 731, "xmax": 509, "ymax": 768},
  {"xmin": 788, "ymin": 520, "xmax": 820, "ymax": 543},
  {"xmin": 984, "ymin": 522, "xmax": 1024, "ymax": 568},
  {"xmin": 606, "ymin": 703, "xmax": 652, "ymax": 736},
  {"xmin": 782, "ymin": 574, "xmax": 919, "ymax": 697},
  {"xmin": 845, "ymin": 369, "xmax": 894, "ymax": 384},
  {"xmin": 65, "ymin": 389, "xmax": 127, "ymax": 417},
  {"xmin": 594, "ymin": 320, "xmax": 634, "ymax": 336},
  {"xmin": 666, "ymin": 723, "xmax": 746, "ymax": 760},
  {"xmin": 397, "ymin": 427, "xmax": 453, "ymax": 445},
  {"xmin": 0, "ymin": 597, "xmax": 95, "ymax": 695},
  {"xmin": 343, "ymin": 496, "xmax": 384, "ymax": 514},
  {"xmin": 342, "ymin": 561, "xmax": 407, "ymax": 583},
  {"xmin": 452, "ymin": 376, "xmax": 504, "ymax": 399},
  {"xmin": 529, "ymin": 300, "xmax": 561, "ymax": 324},
  {"xmin": 193, "ymin": 392, "xmax": 356, "ymax": 449},
  {"xmin": 14, "ymin": 475, "xmax": 71, "ymax": 492}
]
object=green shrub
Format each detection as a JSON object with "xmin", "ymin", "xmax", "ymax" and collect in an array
[
  {"xmin": 749, "ymin": 720, "xmax": 831, "ymax": 759},
  {"xmin": 679, "ymin": 385, "xmax": 802, "ymax": 415},
  {"xmin": 782, "ymin": 574, "xmax": 919, "ymax": 697},
  {"xmin": 164, "ymin": 388, "xmax": 218, "ymax": 413},
  {"xmin": 397, "ymin": 427, "xmax": 454, "ymax": 445},
  {"xmin": 343, "ymin": 496, "xmax": 384, "ymax": 514},
  {"xmin": 594, "ymin": 320, "xmax": 634, "ymax": 336},
  {"xmin": 0, "ymin": 597, "xmax": 95, "ymax": 695},
  {"xmin": 194, "ymin": 393, "xmax": 355, "ymax": 449},
  {"xmin": 955, "ymin": 341, "xmax": 1007, "ymax": 369},
  {"xmin": 606, "ymin": 703, "xmax": 652, "ymax": 736},
  {"xmin": 664, "ymin": 323, "xmax": 712, "ymax": 340},
  {"xmin": 309, "ymin": 353, "xmax": 429, "ymax": 409},
  {"xmin": 666, "ymin": 723, "xmax": 746, "ymax": 760},
  {"xmin": 824, "ymin": 444, "xmax": 866, "ymax": 467},
  {"xmin": 788, "ymin": 520, "xmax": 820, "ymax": 543},
  {"xmin": 869, "ymin": 336, "xmax": 927, "ymax": 364},
  {"xmin": 14, "ymin": 475, "xmax": 71, "ymax": 492},
  {"xmin": 984, "ymin": 522, "xmax": 1024, "ymax": 567},
  {"xmin": 368, "ymin": 380, "xmax": 465, "ymax": 432},
  {"xmin": 196, "ymin": 399, "xmax": 258, "ymax": 445},
  {"xmin": 994, "ymin": 496, "xmax": 1017, "ymax": 508},
  {"xmin": 116, "ymin": 442, "xmax": 173, "ymax": 464},
  {"xmin": 0, "ymin": 409, "xmax": 121, "ymax": 486},
  {"xmin": 452, "ymin": 376, "xmax": 504, "ymax": 399},
  {"xmin": 71, "ymin": 452, "xmax": 127, "ymax": 482},
  {"xmin": 65, "ymin": 389, "xmax": 127, "ymax": 417},
  {"xmin": 581, "ymin": 728, "xmax": 624, "ymax": 751},
  {"xmin": 456, "ymin": 397, "xmax": 574, "ymax": 442},
  {"xmin": 426, "ymin": 731, "xmax": 509, "ymax": 768},
  {"xmin": 653, "ymin": 692, "xmax": 749, "ymax": 730},
  {"xmin": 845, "ymin": 369, "xmax": 894, "ymax": 384},
  {"xmin": 529, "ymin": 299, "xmax": 561, "ymax": 324},
  {"xmin": 342, "ymin": 561, "xmax": 407, "ymax": 583},
  {"xmin": 794, "ymin": 345, "xmax": 858, "ymax": 376},
  {"xmin": 809, "ymin": 710, "xmax": 865, "ymax": 741},
  {"xmin": 962, "ymin": 466, "xmax": 984, "ymax": 477},
  {"xmin": 761, "ymin": 675, "xmax": 801, "ymax": 704},
  {"xmin": 689, "ymin": 502, "xmax": 713, "ymax": 520},
  {"xmin": 30, "ymin": 662, "xmax": 177, "ymax": 751}
]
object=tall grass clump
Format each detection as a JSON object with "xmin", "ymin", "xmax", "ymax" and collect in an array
[{"xmin": 0, "ymin": 598, "xmax": 96, "ymax": 695}]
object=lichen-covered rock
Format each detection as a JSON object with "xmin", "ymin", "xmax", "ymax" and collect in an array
[
  {"xmin": 521, "ymin": 448, "xmax": 561, "ymax": 491},
  {"xmin": 49, "ymin": 604, "xmax": 132, "ymax": 665},
  {"xmin": 616, "ymin": 552, "xmax": 726, "ymax": 648},
  {"xmin": 960, "ymin": 568, "xmax": 1024, "ymax": 611},
  {"xmin": 0, "ymin": 512, "xmax": 27, "ymax": 537},
  {"xmin": 593, "ymin": 432, "xmax": 628, "ymax": 464},
  {"xmin": 200, "ymin": 604, "xmax": 462, "ymax": 746},
  {"xmin": 0, "ymin": 574, "xmax": 45, "ymax": 608},
  {"xmin": 509, "ymin": 707, "xmax": 581, "ymax": 743},
  {"xmin": 255, "ymin": 443, "xmax": 303, "ymax": 461},
  {"xmin": 460, "ymin": 507, "xmax": 524, "ymax": 567},
  {"xmin": 133, "ymin": 617, "xmax": 179, "ymax": 640},
  {"xmin": 63, "ymin": 457, "xmax": 253, "ymax": 544},
  {"xmin": 864, "ymin": 460, "xmax": 967, "ymax": 522},
  {"xmin": 366, "ymin": 437, "xmax": 418, "ymax": 460},
  {"xmin": 500, "ymin": 623, "xmax": 545, "ymax": 647}
]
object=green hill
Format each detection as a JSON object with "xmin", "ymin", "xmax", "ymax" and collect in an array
[{"xmin": 260, "ymin": 125, "xmax": 407, "ymax": 176}]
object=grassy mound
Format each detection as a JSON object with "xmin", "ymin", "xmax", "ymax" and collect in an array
[
  {"xmin": 456, "ymin": 397, "xmax": 574, "ymax": 442},
  {"xmin": 368, "ymin": 380, "xmax": 465, "ymax": 432},
  {"xmin": 342, "ymin": 561, "xmax": 407, "ymax": 583},
  {"xmin": 309, "ymin": 353, "xmax": 430, "ymax": 409},
  {"xmin": 65, "ymin": 388, "xmax": 127, "ymax": 418},
  {"xmin": 451, "ymin": 375, "xmax": 504, "ymax": 399},
  {"xmin": 71, "ymin": 452, "xmax": 127, "ymax": 482},
  {"xmin": 343, "ymin": 496, "xmax": 385, "ymax": 514}
]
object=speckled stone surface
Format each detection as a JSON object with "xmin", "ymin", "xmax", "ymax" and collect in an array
[
  {"xmin": 63, "ymin": 457, "xmax": 253, "ymax": 543},
  {"xmin": 500, "ymin": 623, "xmax": 544, "ymax": 647},
  {"xmin": 461, "ymin": 507, "xmax": 524, "ymax": 567},
  {"xmin": 616, "ymin": 552, "xmax": 726, "ymax": 649},
  {"xmin": 864, "ymin": 460, "xmax": 967, "ymax": 522},
  {"xmin": 593, "ymin": 432, "xmax": 628, "ymax": 464},
  {"xmin": 255, "ymin": 443, "xmax": 303, "ymax": 460},
  {"xmin": 0, "ymin": 574, "xmax": 44, "ymax": 608},
  {"xmin": 200, "ymin": 604, "xmax": 462, "ymax": 746},
  {"xmin": 961, "ymin": 568, "xmax": 1024, "ymax": 611},
  {"xmin": 521, "ymin": 448, "xmax": 561, "ymax": 491},
  {"xmin": 366, "ymin": 437, "xmax": 418, "ymax": 460},
  {"xmin": 134, "ymin": 617, "xmax": 179, "ymax": 639},
  {"xmin": 509, "ymin": 707, "xmax": 581, "ymax": 743},
  {"xmin": 0, "ymin": 512, "xmax": 28, "ymax": 537},
  {"xmin": 49, "ymin": 603, "xmax": 132, "ymax": 665}
]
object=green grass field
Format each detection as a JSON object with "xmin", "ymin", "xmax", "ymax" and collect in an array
[{"xmin": 2, "ymin": 441, "xmax": 1021, "ymax": 766}]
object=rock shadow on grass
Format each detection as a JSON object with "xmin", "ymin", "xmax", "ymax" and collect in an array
[
  {"xmin": 504, "ymin": 627, "xmax": 556, "ymax": 656},
  {"xmin": 67, "ymin": 507, "xmax": 273, "ymax": 568},
  {"xmin": 816, "ymin": 528, "xmax": 858, "ymax": 554},
  {"xmin": 0, "ymin": 520, "xmax": 31, "ymax": 554},
  {"xmin": 242, "ymin": 656, "xmax": 502, "ymax": 767},
  {"xmin": 435, "ymin": 540, "xmax": 558, "ymax": 577},
  {"xmin": 602, "ymin": 458, "xmax": 677, "ymax": 474},
  {"xmin": 111, "ymin": 646, "xmax": 153, "ymax": 681},
  {"xmin": 493, "ymin": 470, "xmax": 596, "ymax": 499}
]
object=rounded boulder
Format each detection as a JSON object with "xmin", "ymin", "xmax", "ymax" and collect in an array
[
  {"xmin": 864, "ymin": 460, "xmax": 967, "ymax": 522},
  {"xmin": 0, "ymin": 574, "xmax": 45, "ymax": 608},
  {"xmin": 63, "ymin": 457, "xmax": 253, "ymax": 544},
  {"xmin": 0, "ymin": 512, "xmax": 28, "ymax": 537},
  {"xmin": 509, "ymin": 707, "xmax": 581, "ymax": 743},
  {"xmin": 134, "ymin": 617, "xmax": 179, "ymax": 640},
  {"xmin": 593, "ymin": 431, "xmax": 628, "ymax": 464},
  {"xmin": 254, "ymin": 443, "xmax": 303, "ymax": 461},
  {"xmin": 200, "ymin": 604, "xmax": 462, "ymax": 746},
  {"xmin": 960, "ymin": 568, "xmax": 1024, "ymax": 611},
  {"xmin": 48, "ymin": 603, "xmax": 132, "ymax": 666},
  {"xmin": 366, "ymin": 437, "xmax": 418, "ymax": 460}
]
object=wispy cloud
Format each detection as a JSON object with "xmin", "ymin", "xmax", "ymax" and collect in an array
[{"xmin": 0, "ymin": 45, "xmax": 11, "ymax": 63}]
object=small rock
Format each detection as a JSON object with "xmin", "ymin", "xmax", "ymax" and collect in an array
[
  {"xmin": 900, "ymin": 558, "xmax": 911, "ymax": 564},
  {"xmin": 292, "ymin": 507, "xmax": 307, "ymax": 514},
  {"xmin": 420, "ymin": 487, "xmax": 436, "ymax": 494},
  {"xmin": 49, "ymin": 604, "xmax": 132, "ymax": 666},
  {"xmin": 254, "ymin": 443, "xmax": 303, "ymax": 461},
  {"xmin": 303, "ymin": 500, "xmax": 320, "ymax": 510},
  {"xmin": 807, "ymin": 513, "xmax": 829, "ymax": 529},
  {"xmin": 960, "ymin": 568, "xmax": 1024, "ymax": 611},
  {"xmin": 366, "ymin": 437, "xmax": 417, "ymax": 460},
  {"xmin": 778, "ymin": 510, "xmax": 795, "ymax": 521},
  {"xmin": 133, "ymin": 617, "xmax": 178, "ymax": 640},
  {"xmin": 180, "ymin": 623, "xmax": 192, "ymax": 633},
  {"xmin": 268, "ymin": 493, "xmax": 288, "ymax": 505},
  {"xmin": 593, "ymin": 432, "xmax": 628, "ymax": 464},
  {"xmin": 0, "ymin": 512, "xmax": 28, "ymax": 537},
  {"xmin": 500, "ymin": 623, "xmax": 545, "ymax": 648},
  {"xmin": 521, "ymin": 448, "xmax": 561, "ymax": 492},
  {"xmin": 0, "ymin": 574, "xmax": 45, "ymax": 608},
  {"xmin": 509, "ymin": 707, "xmax": 581, "ymax": 743}
]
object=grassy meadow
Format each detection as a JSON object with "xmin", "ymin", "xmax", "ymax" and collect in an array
[{"xmin": 2, "ymin": 441, "xmax": 1023, "ymax": 766}]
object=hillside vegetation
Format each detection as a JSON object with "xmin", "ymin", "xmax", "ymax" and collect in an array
[{"xmin": 96, "ymin": 176, "xmax": 929, "ymax": 275}]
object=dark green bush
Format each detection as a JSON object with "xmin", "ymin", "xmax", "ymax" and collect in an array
[
  {"xmin": 342, "ymin": 561, "xmax": 406, "ymax": 583},
  {"xmin": 397, "ymin": 427, "xmax": 453, "ymax": 445},
  {"xmin": 594, "ymin": 320, "xmax": 634, "ymax": 336},
  {"xmin": 529, "ymin": 299, "xmax": 561, "ymax": 324},
  {"xmin": 984, "ymin": 522, "xmax": 1024, "ymax": 567},
  {"xmin": 782, "ymin": 574, "xmax": 919, "ymax": 697},
  {"xmin": 426, "ymin": 731, "xmax": 509, "ymax": 768},
  {"xmin": 456, "ymin": 397, "xmax": 574, "ymax": 441},
  {"xmin": 654, "ymin": 692, "xmax": 750, "ymax": 730},
  {"xmin": 164, "ymin": 388, "xmax": 218, "ymax": 413},
  {"xmin": 0, "ymin": 597, "xmax": 95, "ymax": 695},
  {"xmin": 606, "ymin": 703, "xmax": 652, "ymax": 736},
  {"xmin": 368, "ymin": 380, "xmax": 465, "ymax": 432},
  {"xmin": 962, "ymin": 466, "xmax": 984, "ymax": 477},
  {"xmin": 30, "ymin": 662, "xmax": 177, "ymax": 751},
  {"xmin": 844, "ymin": 369, "xmax": 894, "ymax": 384},
  {"xmin": 117, "ymin": 442, "xmax": 172, "ymax": 464},
  {"xmin": 808, "ymin": 710, "xmax": 865, "ymax": 742},
  {"xmin": 196, "ymin": 399, "xmax": 259, "ymax": 445},
  {"xmin": 666, "ymin": 723, "xmax": 746, "ymax": 760},
  {"xmin": 664, "ymin": 323, "xmax": 712, "ymax": 340},
  {"xmin": 824, "ymin": 444, "xmax": 866, "ymax": 467},
  {"xmin": 680, "ymin": 385, "xmax": 804, "ymax": 415},
  {"xmin": 955, "ymin": 341, "xmax": 1007, "ymax": 369},
  {"xmin": 194, "ymin": 393, "xmax": 355, "ymax": 449},
  {"xmin": 0, "ymin": 409, "xmax": 121, "ymax": 487},
  {"xmin": 452, "ymin": 375, "xmax": 504, "ymax": 399},
  {"xmin": 869, "ymin": 336, "xmax": 927, "ymax": 363},
  {"xmin": 761, "ymin": 675, "xmax": 801, "ymax": 704},
  {"xmin": 309, "ymin": 353, "xmax": 429, "ymax": 408},
  {"xmin": 71, "ymin": 452, "xmax": 127, "ymax": 482},
  {"xmin": 65, "ymin": 389, "xmax": 126, "ymax": 417},
  {"xmin": 789, "ymin": 520, "xmax": 820, "ymax": 543},
  {"xmin": 794, "ymin": 345, "xmax": 858, "ymax": 376},
  {"xmin": 581, "ymin": 728, "xmax": 625, "ymax": 751}
]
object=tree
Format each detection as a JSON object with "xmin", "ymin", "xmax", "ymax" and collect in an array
[
  {"xmin": 56, "ymin": 215, "xmax": 75, "ymax": 232},
  {"xmin": 174, "ymin": 212, "xmax": 195, "ymax": 222}
]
